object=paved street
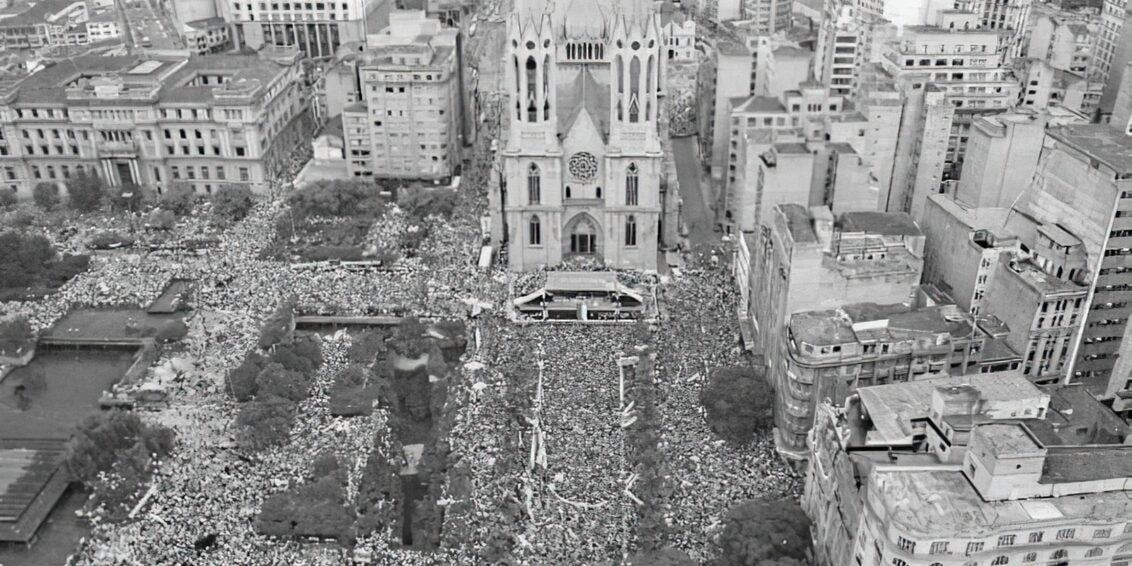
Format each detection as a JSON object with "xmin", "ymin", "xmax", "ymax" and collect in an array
[{"xmin": 672, "ymin": 135, "xmax": 717, "ymax": 249}]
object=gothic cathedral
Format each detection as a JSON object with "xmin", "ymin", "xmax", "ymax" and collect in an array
[{"xmin": 502, "ymin": 0, "xmax": 664, "ymax": 271}]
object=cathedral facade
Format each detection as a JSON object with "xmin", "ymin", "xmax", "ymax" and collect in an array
[{"xmin": 501, "ymin": 0, "xmax": 664, "ymax": 271}]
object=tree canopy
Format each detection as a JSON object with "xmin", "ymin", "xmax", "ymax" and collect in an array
[
  {"xmin": 64, "ymin": 410, "xmax": 176, "ymax": 483},
  {"xmin": 66, "ymin": 170, "xmax": 106, "ymax": 212},
  {"xmin": 700, "ymin": 365, "xmax": 774, "ymax": 444},
  {"xmin": 32, "ymin": 182, "xmax": 60, "ymax": 211},
  {"xmin": 288, "ymin": 179, "xmax": 387, "ymax": 218},
  {"xmin": 211, "ymin": 184, "xmax": 255, "ymax": 224},
  {"xmin": 162, "ymin": 182, "xmax": 197, "ymax": 216},
  {"xmin": 0, "ymin": 315, "xmax": 34, "ymax": 356},
  {"xmin": 713, "ymin": 498, "xmax": 812, "ymax": 566}
]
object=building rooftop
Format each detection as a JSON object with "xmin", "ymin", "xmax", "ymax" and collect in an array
[
  {"xmin": 717, "ymin": 40, "xmax": 749, "ymax": 56},
  {"xmin": 1041, "ymin": 445, "xmax": 1132, "ymax": 483},
  {"xmin": 1048, "ymin": 124, "xmax": 1132, "ymax": 176},
  {"xmin": 973, "ymin": 422, "xmax": 1044, "ymax": 456},
  {"xmin": 773, "ymin": 45, "xmax": 811, "ymax": 58},
  {"xmin": 733, "ymin": 94, "xmax": 786, "ymax": 113},
  {"xmin": 872, "ymin": 468, "xmax": 1132, "ymax": 537},
  {"xmin": 776, "ymin": 142, "xmax": 810, "ymax": 155},
  {"xmin": 1000, "ymin": 257, "xmax": 1085, "ymax": 295},
  {"xmin": 0, "ymin": 0, "xmax": 79, "ymax": 27},
  {"xmin": 1036, "ymin": 222, "xmax": 1082, "ymax": 247},
  {"xmin": 558, "ymin": 66, "xmax": 609, "ymax": 140},
  {"xmin": 779, "ymin": 203, "xmax": 818, "ymax": 244},
  {"xmin": 838, "ymin": 211, "xmax": 921, "ymax": 237},
  {"xmin": 789, "ymin": 309, "xmax": 854, "ymax": 347}
]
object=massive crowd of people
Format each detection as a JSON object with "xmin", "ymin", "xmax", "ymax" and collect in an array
[{"xmin": 0, "ymin": 47, "xmax": 802, "ymax": 566}]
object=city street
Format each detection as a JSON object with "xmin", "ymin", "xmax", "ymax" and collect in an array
[{"xmin": 673, "ymin": 135, "xmax": 718, "ymax": 249}]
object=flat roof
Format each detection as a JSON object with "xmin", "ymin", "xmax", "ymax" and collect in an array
[
  {"xmin": 872, "ymin": 468, "xmax": 1132, "ymax": 537},
  {"xmin": 545, "ymin": 271, "xmax": 619, "ymax": 293},
  {"xmin": 838, "ymin": 211, "xmax": 921, "ymax": 237},
  {"xmin": 1036, "ymin": 223, "xmax": 1082, "ymax": 247},
  {"xmin": 779, "ymin": 203, "xmax": 818, "ymax": 244},
  {"xmin": 733, "ymin": 95, "xmax": 787, "ymax": 113},
  {"xmin": 1041, "ymin": 445, "xmax": 1132, "ymax": 483},
  {"xmin": 0, "ymin": 438, "xmax": 68, "ymax": 543},
  {"xmin": 1048, "ymin": 124, "xmax": 1132, "ymax": 176},
  {"xmin": 973, "ymin": 423, "xmax": 1044, "ymax": 455}
]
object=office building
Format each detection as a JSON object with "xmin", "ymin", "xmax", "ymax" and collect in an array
[
  {"xmin": 497, "ymin": 0, "xmax": 664, "ymax": 271},
  {"xmin": 0, "ymin": 49, "xmax": 310, "ymax": 198},
  {"xmin": 1096, "ymin": 0, "xmax": 1132, "ymax": 118},
  {"xmin": 1017, "ymin": 57, "xmax": 1104, "ymax": 113},
  {"xmin": 813, "ymin": 2, "xmax": 895, "ymax": 99},
  {"xmin": 340, "ymin": 10, "xmax": 462, "ymax": 180},
  {"xmin": 879, "ymin": 11, "xmax": 1020, "ymax": 220},
  {"xmin": 222, "ymin": 0, "xmax": 392, "ymax": 58},
  {"xmin": 774, "ymin": 299, "xmax": 1022, "ymax": 458},
  {"xmin": 805, "ymin": 375, "xmax": 1132, "ymax": 566}
]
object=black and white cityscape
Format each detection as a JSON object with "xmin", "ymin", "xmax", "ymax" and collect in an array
[{"xmin": 0, "ymin": 0, "xmax": 1129, "ymax": 564}]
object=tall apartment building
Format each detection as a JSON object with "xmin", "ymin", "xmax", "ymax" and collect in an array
[
  {"xmin": 698, "ymin": 36, "xmax": 812, "ymax": 184},
  {"xmin": 0, "ymin": 49, "xmax": 310, "ymax": 199},
  {"xmin": 339, "ymin": 10, "xmax": 461, "ymax": 180},
  {"xmin": 956, "ymin": 0, "xmax": 1033, "ymax": 57},
  {"xmin": 722, "ymin": 82, "xmax": 902, "ymax": 230},
  {"xmin": 1026, "ymin": 8, "xmax": 1100, "ymax": 76},
  {"xmin": 1018, "ymin": 57, "xmax": 1104, "ymax": 113},
  {"xmin": 745, "ymin": 0, "xmax": 792, "ymax": 33},
  {"xmin": 221, "ymin": 0, "xmax": 391, "ymax": 58},
  {"xmin": 813, "ymin": 2, "xmax": 895, "ymax": 98},
  {"xmin": 957, "ymin": 106, "xmax": 1087, "ymax": 209},
  {"xmin": 805, "ymin": 375, "xmax": 1132, "ymax": 566},
  {"xmin": 1096, "ymin": 0, "xmax": 1132, "ymax": 117},
  {"xmin": 878, "ymin": 11, "xmax": 1020, "ymax": 220},
  {"xmin": 1008, "ymin": 121, "xmax": 1132, "ymax": 413}
]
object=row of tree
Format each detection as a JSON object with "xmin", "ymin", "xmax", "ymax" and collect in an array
[{"xmin": 0, "ymin": 229, "xmax": 89, "ymax": 297}]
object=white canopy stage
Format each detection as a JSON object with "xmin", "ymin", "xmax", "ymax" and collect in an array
[{"xmin": 512, "ymin": 272, "xmax": 649, "ymax": 321}]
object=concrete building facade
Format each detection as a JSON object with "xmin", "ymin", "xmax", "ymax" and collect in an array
[
  {"xmin": 0, "ymin": 49, "xmax": 311, "ymax": 199},
  {"xmin": 340, "ymin": 10, "xmax": 462, "ymax": 181},
  {"xmin": 222, "ymin": 0, "xmax": 391, "ymax": 58},
  {"xmin": 805, "ymin": 375, "xmax": 1132, "ymax": 566}
]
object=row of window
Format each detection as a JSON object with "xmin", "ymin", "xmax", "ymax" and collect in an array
[
  {"xmin": 896, "ymin": 526, "xmax": 1126, "ymax": 559},
  {"xmin": 525, "ymin": 163, "xmax": 640, "ymax": 205},
  {"xmin": 527, "ymin": 215, "xmax": 639, "ymax": 247},
  {"xmin": 893, "ymin": 545, "xmax": 1100, "ymax": 566}
]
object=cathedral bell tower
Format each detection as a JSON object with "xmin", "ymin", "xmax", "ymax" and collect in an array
[
  {"xmin": 608, "ymin": 7, "xmax": 661, "ymax": 152},
  {"xmin": 506, "ymin": 8, "xmax": 558, "ymax": 151}
]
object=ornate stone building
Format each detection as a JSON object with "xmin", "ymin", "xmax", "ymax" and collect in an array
[{"xmin": 501, "ymin": 0, "xmax": 663, "ymax": 271}]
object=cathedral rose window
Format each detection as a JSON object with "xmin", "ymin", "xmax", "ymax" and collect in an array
[{"xmin": 568, "ymin": 152, "xmax": 598, "ymax": 182}]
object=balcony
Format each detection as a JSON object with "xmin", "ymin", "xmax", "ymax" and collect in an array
[{"xmin": 96, "ymin": 139, "xmax": 138, "ymax": 157}]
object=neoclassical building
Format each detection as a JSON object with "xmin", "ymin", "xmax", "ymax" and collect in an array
[{"xmin": 501, "ymin": 0, "xmax": 663, "ymax": 271}]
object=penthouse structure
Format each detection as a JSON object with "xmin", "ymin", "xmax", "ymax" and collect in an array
[
  {"xmin": 0, "ymin": 49, "xmax": 310, "ymax": 199},
  {"xmin": 221, "ymin": 0, "xmax": 391, "ymax": 58},
  {"xmin": 805, "ymin": 374, "xmax": 1132, "ymax": 566},
  {"xmin": 340, "ymin": 10, "xmax": 462, "ymax": 180}
]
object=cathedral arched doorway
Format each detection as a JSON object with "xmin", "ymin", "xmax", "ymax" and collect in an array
[{"xmin": 564, "ymin": 213, "xmax": 601, "ymax": 259}]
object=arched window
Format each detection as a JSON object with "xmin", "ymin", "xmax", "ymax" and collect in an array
[
  {"xmin": 629, "ymin": 57, "xmax": 641, "ymax": 122},
  {"xmin": 543, "ymin": 54, "xmax": 551, "ymax": 119},
  {"xmin": 526, "ymin": 57, "xmax": 538, "ymax": 122},
  {"xmin": 615, "ymin": 55, "xmax": 624, "ymax": 93},
  {"xmin": 529, "ymin": 215, "xmax": 541, "ymax": 245},
  {"xmin": 565, "ymin": 186, "xmax": 571, "ymax": 199},
  {"xmin": 626, "ymin": 163, "xmax": 639, "ymax": 205},
  {"xmin": 625, "ymin": 215, "xmax": 637, "ymax": 247},
  {"xmin": 1085, "ymin": 548, "xmax": 1103, "ymax": 558},
  {"xmin": 990, "ymin": 556, "xmax": 1009, "ymax": 565},
  {"xmin": 527, "ymin": 163, "xmax": 540, "ymax": 203},
  {"xmin": 1049, "ymin": 549, "xmax": 1067, "ymax": 560}
]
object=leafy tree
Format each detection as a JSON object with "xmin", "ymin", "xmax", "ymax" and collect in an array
[
  {"xmin": 256, "ymin": 471, "xmax": 354, "ymax": 542},
  {"xmin": 211, "ymin": 184, "xmax": 255, "ymax": 223},
  {"xmin": 154, "ymin": 319, "xmax": 189, "ymax": 343},
  {"xmin": 145, "ymin": 208, "xmax": 177, "ymax": 230},
  {"xmin": 354, "ymin": 440, "xmax": 400, "ymax": 537},
  {"xmin": 389, "ymin": 317, "xmax": 428, "ymax": 358},
  {"xmin": 258, "ymin": 297, "xmax": 297, "ymax": 351},
  {"xmin": 288, "ymin": 179, "xmax": 387, "ymax": 218},
  {"xmin": 397, "ymin": 188, "xmax": 457, "ymax": 221},
  {"xmin": 255, "ymin": 362, "xmax": 311, "ymax": 403},
  {"xmin": 627, "ymin": 547, "xmax": 697, "ymax": 566},
  {"xmin": 227, "ymin": 351, "xmax": 267, "ymax": 401},
  {"xmin": 63, "ymin": 410, "xmax": 175, "ymax": 483},
  {"xmin": 66, "ymin": 170, "xmax": 106, "ymax": 212},
  {"xmin": 235, "ymin": 395, "xmax": 296, "ymax": 450},
  {"xmin": 0, "ymin": 230, "xmax": 55, "ymax": 288},
  {"xmin": 700, "ymin": 366, "xmax": 773, "ymax": 444},
  {"xmin": 0, "ymin": 190, "xmax": 16, "ymax": 209},
  {"xmin": 32, "ymin": 182, "xmax": 60, "ymax": 211},
  {"xmin": 161, "ymin": 182, "xmax": 197, "ymax": 216},
  {"xmin": 713, "ymin": 498, "xmax": 812, "ymax": 566},
  {"xmin": 347, "ymin": 329, "xmax": 390, "ymax": 364},
  {"xmin": 0, "ymin": 316, "xmax": 34, "ymax": 356}
]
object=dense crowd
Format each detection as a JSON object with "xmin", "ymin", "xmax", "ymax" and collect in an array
[{"xmin": 0, "ymin": 44, "xmax": 802, "ymax": 565}]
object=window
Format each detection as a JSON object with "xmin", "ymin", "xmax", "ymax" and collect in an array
[
  {"xmin": 892, "ymin": 560, "xmax": 908, "ymax": 566},
  {"xmin": 929, "ymin": 542, "xmax": 949, "ymax": 555},
  {"xmin": 1055, "ymin": 529, "xmax": 1075, "ymax": 541},
  {"xmin": 528, "ymin": 215, "xmax": 541, "ymax": 245},
  {"xmin": 1022, "ymin": 552, "xmax": 1036, "ymax": 562},
  {"xmin": 527, "ymin": 163, "xmax": 540, "ymax": 204},
  {"xmin": 626, "ymin": 163, "xmax": 639, "ymax": 205},
  {"xmin": 1093, "ymin": 529, "xmax": 1111, "ymax": 539},
  {"xmin": 1050, "ymin": 549, "xmax": 1067, "ymax": 560},
  {"xmin": 1028, "ymin": 532, "xmax": 1043, "ymax": 543},
  {"xmin": 967, "ymin": 542, "xmax": 984, "ymax": 555},
  {"xmin": 238, "ymin": 167, "xmax": 249, "ymax": 182},
  {"xmin": 1085, "ymin": 548, "xmax": 1103, "ymax": 558},
  {"xmin": 997, "ymin": 535, "xmax": 1014, "ymax": 547},
  {"xmin": 991, "ymin": 557, "xmax": 1008, "ymax": 565},
  {"xmin": 216, "ymin": 167, "xmax": 225, "ymax": 180},
  {"xmin": 897, "ymin": 537, "xmax": 915, "ymax": 553},
  {"xmin": 625, "ymin": 215, "xmax": 637, "ymax": 246}
]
